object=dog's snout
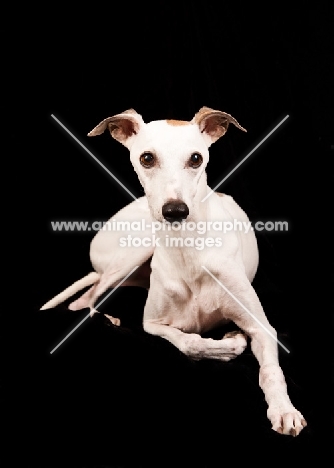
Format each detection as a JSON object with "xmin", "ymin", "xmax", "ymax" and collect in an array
[{"xmin": 162, "ymin": 201, "xmax": 189, "ymax": 223}]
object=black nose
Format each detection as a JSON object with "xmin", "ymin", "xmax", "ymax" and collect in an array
[{"xmin": 162, "ymin": 201, "xmax": 189, "ymax": 223}]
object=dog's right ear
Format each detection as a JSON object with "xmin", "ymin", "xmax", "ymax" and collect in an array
[{"xmin": 88, "ymin": 109, "xmax": 144, "ymax": 149}]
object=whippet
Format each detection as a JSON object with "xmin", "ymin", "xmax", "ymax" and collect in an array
[{"xmin": 41, "ymin": 107, "xmax": 307, "ymax": 436}]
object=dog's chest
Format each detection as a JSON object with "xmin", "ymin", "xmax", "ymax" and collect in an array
[
  {"xmin": 166, "ymin": 287, "xmax": 230, "ymax": 333},
  {"xmin": 145, "ymin": 251, "xmax": 230, "ymax": 333}
]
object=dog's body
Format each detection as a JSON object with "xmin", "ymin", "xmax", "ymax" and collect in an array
[{"xmin": 41, "ymin": 107, "xmax": 306, "ymax": 436}]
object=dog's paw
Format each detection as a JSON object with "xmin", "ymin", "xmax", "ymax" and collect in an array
[
  {"xmin": 104, "ymin": 314, "xmax": 121, "ymax": 326},
  {"xmin": 221, "ymin": 331, "xmax": 247, "ymax": 357},
  {"xmin": 180, "ymin": 332, "xmax": 247, "ymax": 361},
  {"xmin": 89, "ymin": 308, "xmax": 98, "ymax": 317},
  {"xmin": 268, "ymin": 406, "xmax": 307, "ymax": 436}
]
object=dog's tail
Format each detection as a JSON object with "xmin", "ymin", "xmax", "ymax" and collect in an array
[{"xmin": 40, "ymin": 272, "xmax": 100, "ymax": 310}]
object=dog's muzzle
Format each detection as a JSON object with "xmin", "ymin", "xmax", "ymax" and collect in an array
[{"xmin": 162, "ymin": 201, "xmax": 189, "ymax": 223}]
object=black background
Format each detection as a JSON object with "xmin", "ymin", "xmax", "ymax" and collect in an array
[{"xmin": 3, "ymin": 3, "xmax": 333, "ymax": 467}]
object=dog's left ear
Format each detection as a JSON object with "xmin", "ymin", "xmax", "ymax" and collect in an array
[
  {"xmin": 87, "ymin": 109, "xmax": 144, "ymax": 149},
  {"xmin": 192, "ymin": 107, "xmax": 246, "ymax": 147}
]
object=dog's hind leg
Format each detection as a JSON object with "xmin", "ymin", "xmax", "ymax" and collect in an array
[
  {"xmin": 67, "ymin": 281, "xmax": 117, "ymax": 321},
  {"xmin": 74, "ymin": 267, "xmax": 143, "ymax": 325},
  {"xmin": 68, "ymin": 284, "xmax": 98, "ymax": 311},
  {"xmin": 70, "ymin": 258, "xmax": 152, "ymax": 324}
]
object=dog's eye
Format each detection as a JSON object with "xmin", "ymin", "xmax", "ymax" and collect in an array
[
  {"xmin": 140, "ymin": 152, "xmax": 155, "ymax": 168},
  {"xmin": 188, "ymin": 153, "xmax": 203, "ymax": 168}
]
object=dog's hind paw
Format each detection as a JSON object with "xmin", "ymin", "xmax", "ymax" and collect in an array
[{"xmin": 104, "ymin": 314, "xmax": 121, "ymax": 326}]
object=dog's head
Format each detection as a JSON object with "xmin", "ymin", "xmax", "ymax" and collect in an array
[{"xmin": 88, "ymin": 107, "xmax": 246, "ymax": 222}]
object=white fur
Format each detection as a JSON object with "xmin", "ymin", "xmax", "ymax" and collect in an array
[{"xmin": 41, "ymin": 107, "xmax": 306, "ymax": 436}]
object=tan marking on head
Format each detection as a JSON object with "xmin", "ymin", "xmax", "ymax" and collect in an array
[
  {"xmin": 216, "ymin": 192, "xmax": 224, "ymax": 197},
  {"xmin": 166, "ymin": 119, "xmax": 190, "ymax": 126}
]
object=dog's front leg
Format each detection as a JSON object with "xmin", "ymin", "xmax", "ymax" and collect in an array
[
  {"xmin": 143, "ymin": 322, "xmax": 247, "ymax": 361},
  {"xmin": 215, "ymin": 266, "xmax": 307, "ymax": 436},
  {"xmin": 251, "ymin": 328, "xmax": 307, "ymax": 436}
]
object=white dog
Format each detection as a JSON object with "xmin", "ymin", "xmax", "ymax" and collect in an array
[{"xmin": 41, "ymin": 107, "xmax": 307, "ymax": 436}]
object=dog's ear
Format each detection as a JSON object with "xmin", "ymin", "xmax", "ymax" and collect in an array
[
  {"xmin": 88, "ymin": 109, "xmax": 144, "ymax": 149},
  {"xmin": 192, "ymin": 107, "xmax": 246, "ymax": 147}
]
